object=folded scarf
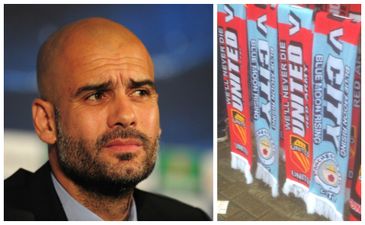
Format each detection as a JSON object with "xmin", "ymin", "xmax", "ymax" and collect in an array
[
  {"xmin": 218, "ymin": 4, "xmax": 254, "ymax": 184},
  {"xmin": 247, "ymin": 4, "xmax": 280, "ymax": 197}
]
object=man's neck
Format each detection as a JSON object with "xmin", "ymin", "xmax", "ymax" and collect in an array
[
  {"xmin": 49, "ymin": 152, "xmax": 134, "ymax": 220},
  {"xmin": 75, "ymin": 186, "xmax": 133, "ymax": 221}
]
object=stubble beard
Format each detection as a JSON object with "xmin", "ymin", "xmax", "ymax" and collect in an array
[{"xmin": 54, "ymin": 109, "xmax": 159, "ymax": 197}]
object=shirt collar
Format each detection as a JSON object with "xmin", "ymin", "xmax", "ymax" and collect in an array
[{"xmin": 51, "ymin": 173, "xmax": 137, "ymax": 221}]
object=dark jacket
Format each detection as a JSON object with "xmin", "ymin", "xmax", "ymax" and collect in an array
[{"xmin": 4, "ymin": 162, "xmax": 211, "ymax": 221}]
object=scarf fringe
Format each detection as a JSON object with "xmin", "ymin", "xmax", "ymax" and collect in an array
[
  {"xmin": 231, "ymin": 152, "xmax": 253, "ymax": 184},
  {"xmin": 255, "ymin": 163, "xmax": 279, "ymax": 197},
  {"xmin": 305, "ymin": 192, "xmax": 343, "ymax": 221},
  {"xmin": 282, "ymin": 179, "xmax": 308, "ymax": 200}
]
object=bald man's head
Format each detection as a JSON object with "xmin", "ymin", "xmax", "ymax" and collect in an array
[{"xmin": 36, "ymin": 17, "xmax": 154, "ymax": 101}]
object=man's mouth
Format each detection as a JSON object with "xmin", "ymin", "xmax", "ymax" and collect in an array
[{"xmin": 104, "ymin": 138, "xmax": 143, "ymax": 152}]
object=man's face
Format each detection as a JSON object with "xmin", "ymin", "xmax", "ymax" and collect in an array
[{"xmin": 52, "ymin": 39, "xmax": 160, "ymax": 195}]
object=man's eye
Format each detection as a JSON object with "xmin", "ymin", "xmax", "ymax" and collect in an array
[
  {"xmin": 132, "ymin": 89, "xmax": 151, "ymax": 97},
  {"xmin": 86, "ymin": 91, "xmax": 105, "ymax": 101}
]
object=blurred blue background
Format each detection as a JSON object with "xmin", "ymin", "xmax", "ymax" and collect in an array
[{"xmin": 4, "ymin": 4, "xmax": 213, "ymax": 217}]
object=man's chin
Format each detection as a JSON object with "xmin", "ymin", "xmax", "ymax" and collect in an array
[
  {"xmin": 100, "ymin": 149, "xmax": 145, "ymax": 164},
  {"xmin": 116, "ymin": 152, "xmax": 135, "ymax": 161},
  {"xmin": 68, "ymin": 158, "xmax": 155, "ymax": 196},
  {"xmin": 61, "ymin": 164, "xmax": 151, "ymax": 197}
]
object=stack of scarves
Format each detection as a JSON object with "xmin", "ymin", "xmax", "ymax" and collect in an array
[{"xmin": 218, "ymin": 4, "xmax": 361, "ymax": 220}]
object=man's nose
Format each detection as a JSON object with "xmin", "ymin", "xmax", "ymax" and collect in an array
[{"xmin": 107, "ymin": 95, "xmax": 136, "ymax": 128}]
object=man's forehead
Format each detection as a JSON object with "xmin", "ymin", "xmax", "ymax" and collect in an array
[
  {"xmin": 57, "ymin": 28, "xmax": 154, "ymax": 81},
  {"xmin": 38, "ymin": 17, "xmax": 154, "ymax": 99},
  {"xmin": 73, "ymin": 76, "xmax": 156, "ymax": 97},
  {"xmin": 52, "ymin": 34, "xmax": 154, "ymax": 97},
  {"xmin": 71, "ymin": 70, "xmax": 154, "ymax": 89}
]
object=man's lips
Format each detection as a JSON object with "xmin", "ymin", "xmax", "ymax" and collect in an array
[{"xmin": 104, "ymin": 138, "xmax": 143, "ymax": 152}]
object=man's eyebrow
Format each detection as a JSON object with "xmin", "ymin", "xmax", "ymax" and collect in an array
[
  {"xmin": 129, "ymin": 79, "xmax": 156, "ymax": 90},
  {"xmin": 74, "ymin": 81, "xmax": 112, "ymax": 97}
]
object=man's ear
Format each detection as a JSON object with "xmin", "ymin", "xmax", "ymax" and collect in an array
[{"xmin": 32, "ymin": 98, "xmax": 57, "ymax": 144}]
